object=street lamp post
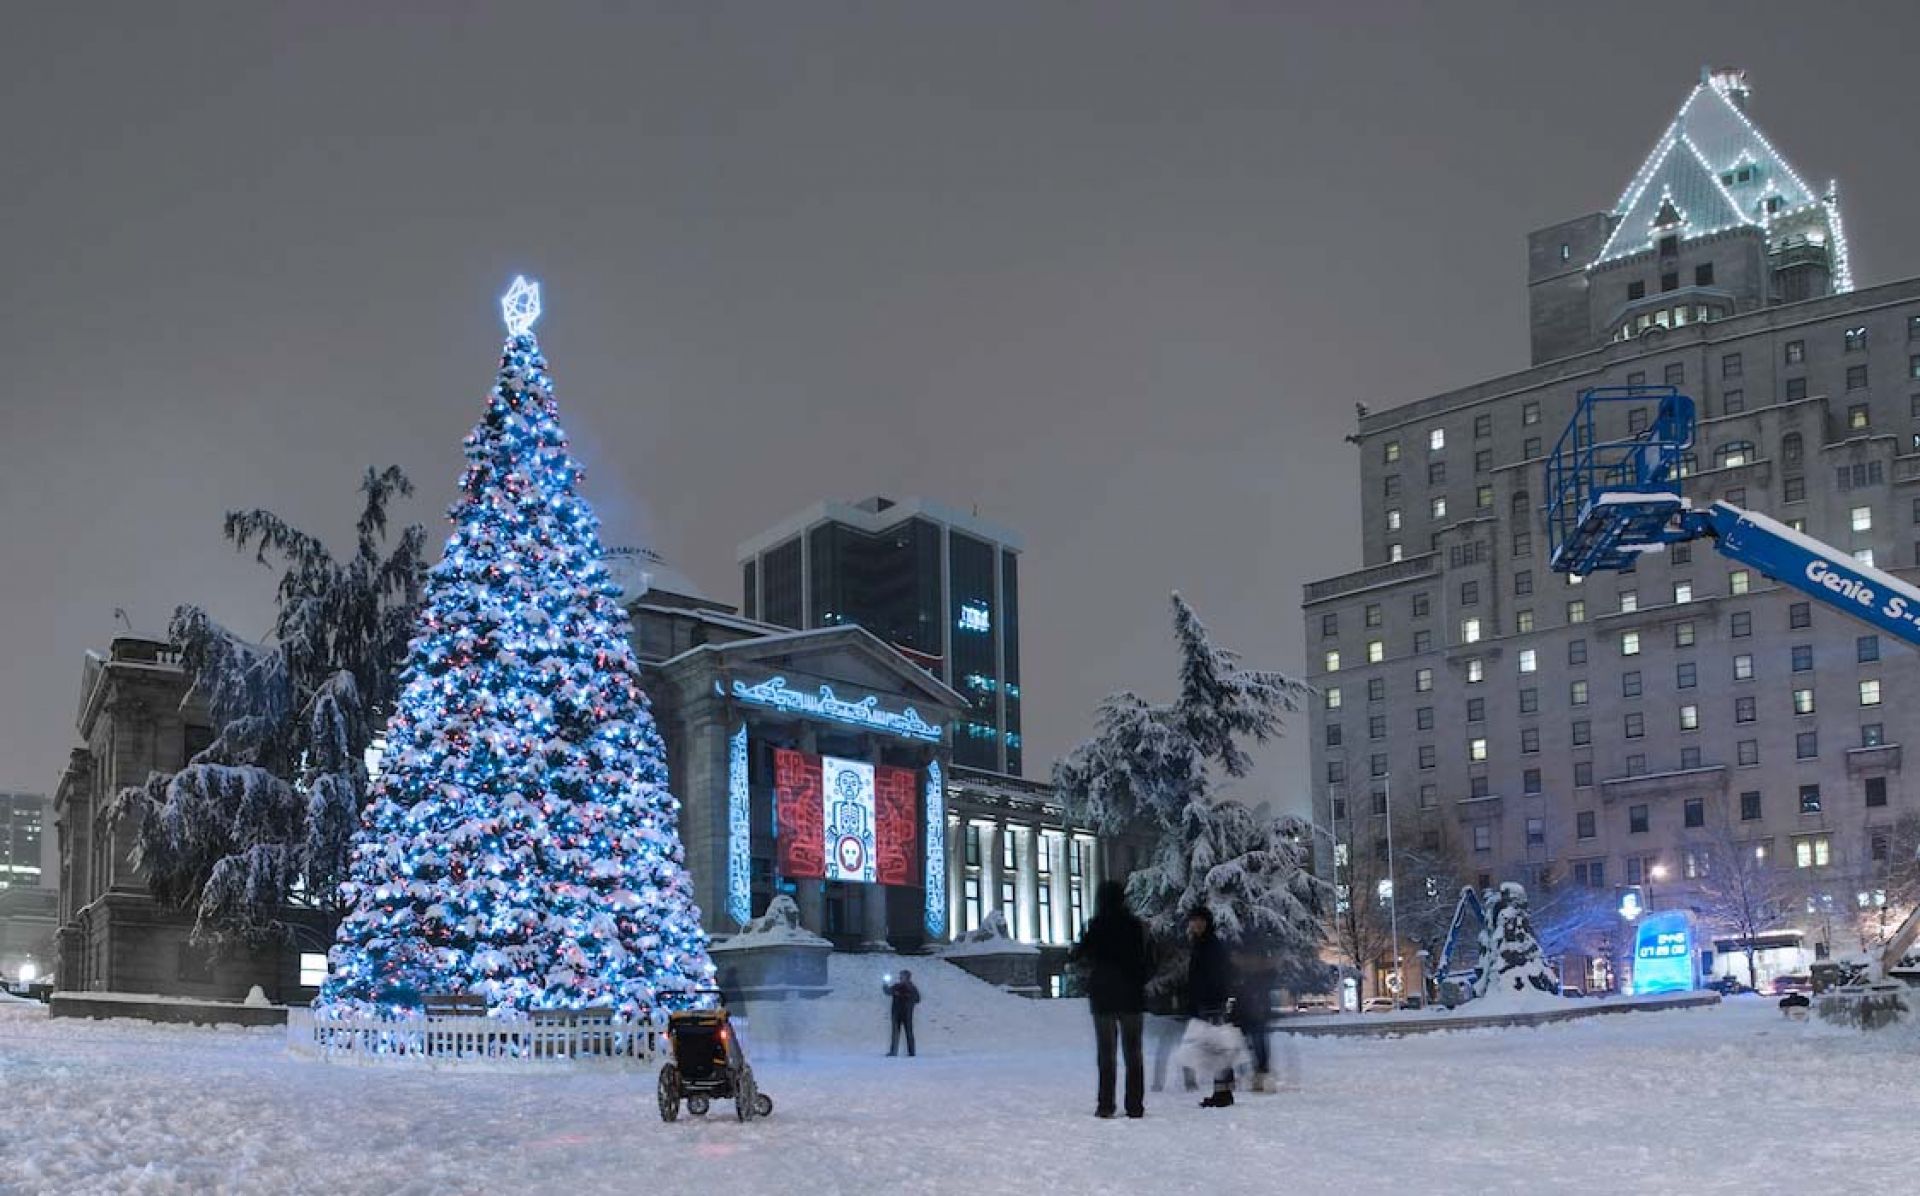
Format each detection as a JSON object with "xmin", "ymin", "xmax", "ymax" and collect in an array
[
  {"xmin": 1383, "ymin": 774, "xmax": 1403, "ymax": 1006},
  {"xmin": 1649, "ymin": 862, "xmax": 1668, "ymax": 911}
]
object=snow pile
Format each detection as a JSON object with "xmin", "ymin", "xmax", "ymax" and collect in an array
[
  {"xmin": 939, "ymin": 910, "xmax": 1039, "ymax": 958},
  {"xmin": 712, "ymin": 894, "xmax": 829, "ymax": 951},
  {"xmin": 1468, "ymin": 984, "xmax": 1574, "ymax": 1015}
]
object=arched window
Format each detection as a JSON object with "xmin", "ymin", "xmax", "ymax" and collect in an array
[
  {"xmin": 1715, "ymin": 441, "xmax": 1755, "ymax": 469},
  {"xmin": 1782, "ymin": 432, "xmax": 1803, "ymax": 466}
]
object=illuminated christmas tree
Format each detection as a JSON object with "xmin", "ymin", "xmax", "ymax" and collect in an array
[{"xmin": 318, "ymin": 278, "xmax": 712, "ymax": 1019}]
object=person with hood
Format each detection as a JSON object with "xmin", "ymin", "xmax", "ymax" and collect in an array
[
  {"xmin": 883, "ymin": 969, "xmax": 920, "ymax": 1057},
  {"xmin": 1185, "ymin": 905, "xmax": 1237, "ymax": 1108},
  {"xmin": 1070, "ymin": 879, "xmax": 1153, "ymax": 1119}
]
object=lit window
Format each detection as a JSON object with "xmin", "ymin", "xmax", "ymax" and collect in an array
[
  {"xmin": 1386, "ymin": 508, "xmax": 1402, "ymax": 531},
  {"xmin": 1855, "ymin": 547, "xmax": 1876, "ymax": 567},
  {"xmin": 1795, "ymin": 836, "xmax": 1831, "ymax": 869},
  {"xmin": 1467, "ymin": 659, "xmax": 1485, "ymax": 684},
  {"xmin": 1518, "ymin": 649, "xmax": 1537, "ymax": 674},
  {"xmin": 1324, "ymin": 651, "xmax": 1340, "ymax": 672},
  {"xmin": 1415, "ymin": 667, "xmax": 1433, "ymax": 692},
  {"xmin": 1384, "ymin": 440, "xmax": 1401, "ymax": 463},
  {"xmin": 1470, "ymin": 738, "xmax": 1488, "ymax": 762},
  {"xmin": 1679, "ymin": 704, "xmax": 1699, "ymax": 731},
  {"xmin": 1516, "ymin": 610, "xmax": 1535, "ymax": 633},
  {"xmin": 1461, "ymin": 618, "xmax": 1482, "ymax": 644},
  {"xmin": 1729, "ymin": 569, "xmax": 1749, "ymax": 595},
  {"xmin": 1477, "ymin": 484, "xmax": 1494, "ymax": 511},
  {"xmin": 1621, "ymin": 631, "xmax": 1641, "ymax": 656},
  {"xmin": 1733, "ymin": 654, "xmax": 1753, "ymax": 680},
  {"xmin": 1673, "ymin": 581, "xmax": 1692, "ymax": 604},
  {"xmin": 1793, "ymin": 688, "xmax": 1816, "ymax": 716},
  {"xmin": 1429, "ymin": 428, "xmax": 1446, "ymax": 451},
  {"xmin": 1860, "ymin": 679, "xmax": 1882, "ymax": 707},
  {"xmin": 1619, "ymin": 590, "xmax": 1638, "ymax": 613},
  {"xmin": 1389, "ymin": 543, "xmax": 1403, "ymax": 562},
  {"xmin": 1367, "ymin": 640, "xmax": 1384, "ymax": 664},
  {"xmin": 1522, "ymin": 401, "xmax": 1540, "ymax": 426},
  {"xmin": 1570, "ymin": 679, "xmax": 1588, "ymax": 705},
  {"xmin": 299, "ymin": 953, "xmax": 328, "ymax": 988},
  {"xmin": 1567, "ymin": 599, "xmax": 1586, "ymax": 624},
  {"xmin": 1431, "ymin": 496, "xmax": 1448, "ymax": 520},
  {"xmin": 1853, "ymin": 506, "xmax": 1874, "ymax": 532}
]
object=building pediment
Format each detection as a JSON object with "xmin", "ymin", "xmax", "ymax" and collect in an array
[{"xmin": 660, "ymin": 625, "xmax": 965, "ymax": 714}]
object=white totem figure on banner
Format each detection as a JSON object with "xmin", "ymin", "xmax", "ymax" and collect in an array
[{"xmin": 821, "ymin": 755, "xmax": 878, "ymax": 884}]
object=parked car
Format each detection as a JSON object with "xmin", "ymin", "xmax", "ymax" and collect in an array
[
  {"xmin": 1293, "ymin": 995, "xmax": 1339, "ymax": 1014},
  {"xmin": 1770, "ymin": 974, "xmax": 1813, "ymax": 996},
  {"xmin": 1706, "ymin": 976, "xmax": 1754, "ymax": 995},
  {"xmin": 1361, "ymin": 997, "xmax": 1397, "ymax": 1013}
]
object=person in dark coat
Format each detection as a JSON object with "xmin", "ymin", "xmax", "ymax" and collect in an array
[
  {"xmin": 1185, "ymin": 906, "xmax": 1237, "ymax": 1107},
  {"xmin": 1233, "ymin": 946, "xmax": 1277, "ymax": 1092},
  {"xmin": 1070, "ymin": 879, "xmax": 1153, "ymax": 1119},
  {"xmin": 884, "ymin": 969, "xmax": 920, "ymax": 1057}
]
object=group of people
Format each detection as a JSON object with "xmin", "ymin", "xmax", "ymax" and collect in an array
[
  {"xmin": 873, "ymin": 882, "xmax": 1275, "ymax": 1122},
  {"xmin": 1070, "ymin": 880, "xmax": 1272, "ymax": 1118}
]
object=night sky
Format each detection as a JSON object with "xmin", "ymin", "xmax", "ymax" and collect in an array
[{"xmin": 7, "ymin": 3, "xmax": 1920, "ymax": 816}]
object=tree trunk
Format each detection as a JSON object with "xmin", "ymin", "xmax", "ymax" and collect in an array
[{"xmin": 1744, "ymin": 945, "xmax": 1758, "ymax": 990}]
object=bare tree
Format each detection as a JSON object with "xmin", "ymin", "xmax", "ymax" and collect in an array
[
  {"xmin": 1323, "ymin": 821, "xmax": 1396, "ymax": 1002},
  {"xmin": 1529, "ymin": 866, "xmax": 1622, "ymax": 983},
  {"xmin": 1692, "ymin": 807, "xmax": 1795, "ymax": 989}
]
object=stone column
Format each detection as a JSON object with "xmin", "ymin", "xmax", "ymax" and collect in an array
[
  {"xmin": 1047, "ymin": 830, "xmax": 1070, "ymax": 944},
  {"xmin": 1018, "ymin": 825, "xmax": 1040, "ymax": 941},
  {"xmin": 981, "ymin": 821, "xmax": 1002, "ymax": 924}
]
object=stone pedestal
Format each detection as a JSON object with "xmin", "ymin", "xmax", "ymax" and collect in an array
[{"xmin": 939, "ymin": 910, "xmax": 1043, "ymax": 997}]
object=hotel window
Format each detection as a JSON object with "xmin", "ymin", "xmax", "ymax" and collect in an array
[
  {"xmin": 1673, "ymin": 581, "xmax": 1692, "ymax": 604},
  {"xmin": 1567, "ymin": 599, "xmax": 1586, "ymax": 623},
  {"xmin": 1515, "ymin": 570, "xmax": 1533, "ymax": 597},
  {"xmin": 1414, "ymin": 630, "xmax": 1432, "ymax": 652},
  {"xmin": 1735, "ymin": 696, "xmax": 1756, "ymax": 723},
  {"xmin": 1852, "ymin": 505, "xmax": 1874, "ymax": 533},
  {"xmin": 1628, "ymin": 407, "xmax": 1649, "ymax": 434},
  {"xmin": 1364, "ymin": 603, "xmax": 1383, "ymax": 628},
  {"xmin": 1787, "ymin": 378, "xmax": 1807, "ymax": 401},
  {"xmin": 1467, "ymin": 659, "xmax": 1485, "ymax": 683},
  {"xmin": 1518, "ymin": 649, "xmax": 1537, "ymax": 674},
  {"xmin": 1846, "ymin": 326, "xmax": 1868, "ymax": 352},
  {"xmin": 1737, "ymin": 739, "xmax": 1759, "ymax": 766},
  {"xmin": 1715, "ymin": 441, "xmax": 1754, "ymax": 468},
  {"xmin": 1867, "ymin": 777, "xmax": 1889, "ymax": 808},
  {"xmin": 1722, "ymin": 353, "xmax": 1743, "ymax": 379},
  {"xmin": 1388, "ymin": 543, "xmax": 1403, "ymax": 562},
  {"xmin": 1385, "ymin": 475, "xmax": 1401, "ymax": 498},
  {"xmin": 1855, "ymin": 547, "xmax": 1876, "ymax": 568},
  {"xmin": 1731, "ymin": 612, "xmax": 1751, "ymax": 638},
  {"xmin": 1683, "ymin": 797, "xmax": 1705, "ymax": 829},
  {"xmin": 1795, "ymin": 835, "xmax": 1831, "ymax": 869},
  {"xmin": 1324, "ymin": 687, "xmax": 1342, "ymax": 710},
  {"xmin": 1790, "ymin": 602, "xmax": 1811, "ymax": 629},
  {"xmin": 1324, "ymin": 650, "xmax": 1340, "ymax": 672},
  {"xmin": 1621, "ymin": 630, "xmax": 1640, "ymax": 656},
  {"xmin": 1664, "ymin": 363, "xmax": 1684, "ymax": 386},
  {"xmin": 1475, "ymin": 449, "xmax": 1493, "ymax": 474},
  {"xmin": 1411, "ymin": 591, "xmax": 1430, "ymax": 618},
  {"xmin": 1724, "ymin": 389, "xmax": 1744, "ymax": 413},
  {"xmin": 1516, "ymin": 610, "xmax": 1535, "ymax": 634},
  {"xmin": 1429, "ymin": 427, "xmax": 1446, "ymax": 451},
  {"xmin": 1675, "ymin": 620, "xmax": 1695, "ymax": 647},
  {"xmin": 1513, "ymin": 532, "xmax": 1533, "ymax": 557},
  {"xmin": 1461, "ymin": 580, "xmax": 1479, "ymax": 605},
  {"xmin": 1477, "ymin": 484, "xmax": 1494, "ymax": 511},
  {"xmin": 1428, "ymin": 462, "xmax": 1446, "ymax": 485},
  {"xmin": 963, "ymin": 876, "xmax": 981, "ymax": 934},
  {"xmin": 1848, "ymin": 365, "xmax": 1869, "ymax": 393},
  {"xmin": 1630, "ymin": 805, "xmax": 1649, "ymax": 834},
  {"xmin": 1785, "ymin": 340, "xmax": 1805, "ymax": 365},
  {"xmin": 1575, "ymin": 761, "xmax": 1593, "ymax": 787},
  {"xmin": 1470, "ymin": 738, "xmax": 1488, "ymax": 763},
  {"xmin": 299, "ymin": 953, "xmax": 328, "ymax": 988},
  {"xmin": 1796, "ymin": 731, "xmax": 1819, "ymax": 760},
  {"xmin": 1467, "ymin": 698, "xmax": 1485, "ymax": 723},
  {"xmin": 1619, "ymin": 589, "xmax": 1638, "ymax": 613},
  {"xmin": 1679, "ymin": 704, "xmax": 1699, "ymax": 731},
  {"xmin": 1570, "ymin": 679, "xmax": 1588, "ymax": 706},
  {"xmin": 1733, "ymin": 654, "xmax": 1753, "ymax": 680},
  {"xmin": 1473, "ymin": 825, "xmax": 1492, "ymax": 852},
  {"xmin": 1568, "ymin": 638, "xmax": 1587, "ymax": 665},
  {"xmin": 1860, "ymin": 679, "xmax": 1882, "ymax": 707},
  {"xmin": 1326, "ymin": 723, "xmax": 1343, "ymax": 747},
  {"xmin": 1741, "ymin": 791, "xmax": 1762, "ymax": 821},
  {"xmin": 1474, "ymin": 413, "xmax": 1492, "ymax": 439},
  {"xmin": 1676, "ymin": 661, "xmax": 1696, "ymax": 689},
  {"xmin": 1784, "ymin": 476, "xmax": 1805, "ymax": 503},
  {"xmin": 1384, "ymin": 439, "xmax": 1401, "ymax": 463},
  {"xmin": 1418, "ymin": 744, "xmax": 1437, "ymax": 770},
  {"xmin": 1367, "ymin": 639, "xmax": 1384, "ymax": 664},
  {"xmin": 1862, "ymin": 723, "xmax": 1885, "ymax": 748},
  {"xmin": 1521, "ymin": 727, "xmax": 1540, "ymax": 754},
  {"xmin": 1526, "ymin": 816, "xmax": 1545, "ymax": 846},
  {"xmin": 1911, "ymin": 315, "xmax": 1920, "ymax": 341},
  {"xmin": 1321, "ymin": 613, "xmax": 1338, "ymax": 637},
  {"xmin": 1696, "ymin": 263, "xmax": 1714, "ymax": 286},
  {"xmin": 1793, "ymin": 688, "xmax": 1815, "ymax": 715},
  {"xmin": 1576, "ymin": 812, "xmax": 1596, "ymax": 840},
  {"xmin": 1912, "ymin": 353, "xmax": 1920, "ymax": 379},
  {"xmin": 1681, "ymin": 746, "xmax": 1702, "ymax": 769},
  {"xmin": 1624, "ymin": 712, "xmax": 1645, "ymax": 739},
  {"xmin": 1369, "ymin": 714, "xmax": 1386, "ymax": 740},
  {"xmin": 1415, "ymin": 667, "xmax": 1433, "ymax": 692},
  {"xmin": 1416, "ymin": 707, "xmax": 1434, "ymax": 731},
  {"xmin": 1859, "ymin": 634, "xmax": 1881, "ymax": 662},
  {"xmin": 1622, "ymin": 671, "xmax": 1643, "ymax": 698},
  {"xmin": 1386, "ymin": 508, "xmax": 1402, "ymax": 531},
  {"xmin": 1519, "ymin": 687, "xmax": 1538, "ymax": 713},
  {"xmin": 1431, "ymin": 496, "xmax": 1448, "ymax": 520},
  {"xmin": 1523, "ymin": 437, "xmax": 1541, "ymax": 459},
  {"xmin": 1571, "ymin": 720, "xmax": 1591, "ymax": 746},
  {"xmin": 1729, "ymin": 569, "xmax": 1750, "ymax": 596},
  {"xmin": 1461, "ymin": 618, "xmax": 1482, "ymax": 644},
  {"xmin": 1367, "ymin": 677, "xmax": 1386, "ymax": 702}
]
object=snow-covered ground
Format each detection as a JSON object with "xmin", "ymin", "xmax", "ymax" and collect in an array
[{"xmin": 0, "ymin": 961, "xmax": 1906, "ymax": 1196}]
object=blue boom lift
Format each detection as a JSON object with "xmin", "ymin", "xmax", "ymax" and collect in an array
[{"xmin": 1545, "ymin": 386, "xmax": 1920, "ymax": 1021}]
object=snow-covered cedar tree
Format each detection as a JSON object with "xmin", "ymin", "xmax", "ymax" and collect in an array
[
  {"xmin": 113, "ymin": 468, "xmax": 425, "ymax": 945},
  {"xmin": 317, "ymin": 284, "xmax": 713, "ymax": 1021},
  {"xmin": 1053, "ymin": 593, "xmax": 1309, "ymax": 834},
  {"xmin": 1128, "ymin": 801, "xmax": 1329, "ymax": 992},
  {"xmin": 1473, "ymin": 882, "xmax": 1559, "ymax": 998}
]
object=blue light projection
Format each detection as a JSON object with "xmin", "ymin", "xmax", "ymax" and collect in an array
[
  {"xmin": 717, "ymin": 675, "xmax": 945, "ymax": 743},
  {"xmin": 727, "ymin": 723, "xmax": 751, "ymax": 926},
  {"xmin": 924, "ymin": 761, "xmax": 947, "ymax": 938},
  {"xmin": 957, "ymin": 601, "xmax": 991, "ymax": 633},
  {"xmin": 1630, "ymin": 910, "xmax": 1694, "ymax": 995}
]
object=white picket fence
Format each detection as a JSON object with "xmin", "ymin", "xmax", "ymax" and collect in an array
[{"xmin": 287, "ymin": 1005, "xmax": 662, "ymax": 1067}]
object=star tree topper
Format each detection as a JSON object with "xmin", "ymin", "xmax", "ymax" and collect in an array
[{"xmin": 501, "ymin": 275, "xmax": 542, "ymax": 336}]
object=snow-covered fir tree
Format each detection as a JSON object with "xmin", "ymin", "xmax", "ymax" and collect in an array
[
  {"xmin": 318, "ymin": 278, "xmax": 712, "ymax": 1019},
  {"xmin": 114, "ymin": 468, "xmax": 425, "ymax": 944},
  {"xmin": 1473, "ymin": 882, "xmax": 1559, "ymax": 998},
  {"xmin": 1057, "ymin": 594, "xmax": 1321, "ymax": 974}
]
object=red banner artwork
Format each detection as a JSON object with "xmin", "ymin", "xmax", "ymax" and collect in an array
[
  {"xmin": 873, "ymin": 764, "xmax": 919, "ymax": 887},
  {"xmin": 774, "ymin": 748, "xmax": 825, "ymax": 880}
]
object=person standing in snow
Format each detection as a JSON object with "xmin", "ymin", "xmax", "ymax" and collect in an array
[
  {"xmin": 1233, "ymin": 945, "xmax": 1277, "ymax": 1092},
  {"xmin": 1070, "ymin": 879, "xmax": 1153, "ymax": 1119},
  {"xmin": 884, "ymin": 969, "xmax": 920, "ymax": 1057},
  {"xmin": 1185, "ymin": 906, "xmax": 1237, "ymax": 1108}
]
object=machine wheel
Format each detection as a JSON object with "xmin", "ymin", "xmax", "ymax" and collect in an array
[
  {"xmin": 735, "ymin": 1069, "xmax": 758, "ymax": 1122},
  {"xmin": 686, "ymin": 1096, "xmax": 711, "ymax": 1117},
  {"xmin": 753, "ymin": 1092, "xmax": 773, "ymax": 1118},
  {"xmin": 657, "ymin": 1064, "xmax": 680, "ymax": 1122}
]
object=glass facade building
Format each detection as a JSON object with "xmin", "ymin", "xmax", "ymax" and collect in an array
[
  {"xmin": 0, "ymin": 791, "xmax": 48, "ymax": 890},
  {"xmin": 739, "ymin": 497, "xmax": 1024, "ymax": 774}
]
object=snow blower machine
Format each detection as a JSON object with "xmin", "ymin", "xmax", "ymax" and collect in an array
[{"xmin": 656, "ymin": 997, "xmax": 774, "ymax": 1122}]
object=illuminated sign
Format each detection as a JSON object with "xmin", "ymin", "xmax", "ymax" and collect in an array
[
  {"xmin": 822, "ymin": 756, "xmax": 878, "ymax": 884},
  {"xmin": 726, "ymin": 724, "xmax": 751, "ymax": 925},
  {"xmin": 721, "ymin": 675, "xmax": 944, "ymax": 743},
  {"xmin": 958, "ymin": 601, "xmax": 991, "ymax": 633},
  {"xmin": 924, "ymin": 762, "xmax": 947, "ymax": 938},
  {"xmin": 1618, "ymin": 887, "xmax": 1645, "ymax": 921},
  {"xmin": 1629, "ymin": 911, "xmax": 1695, "ymax": 995}
]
